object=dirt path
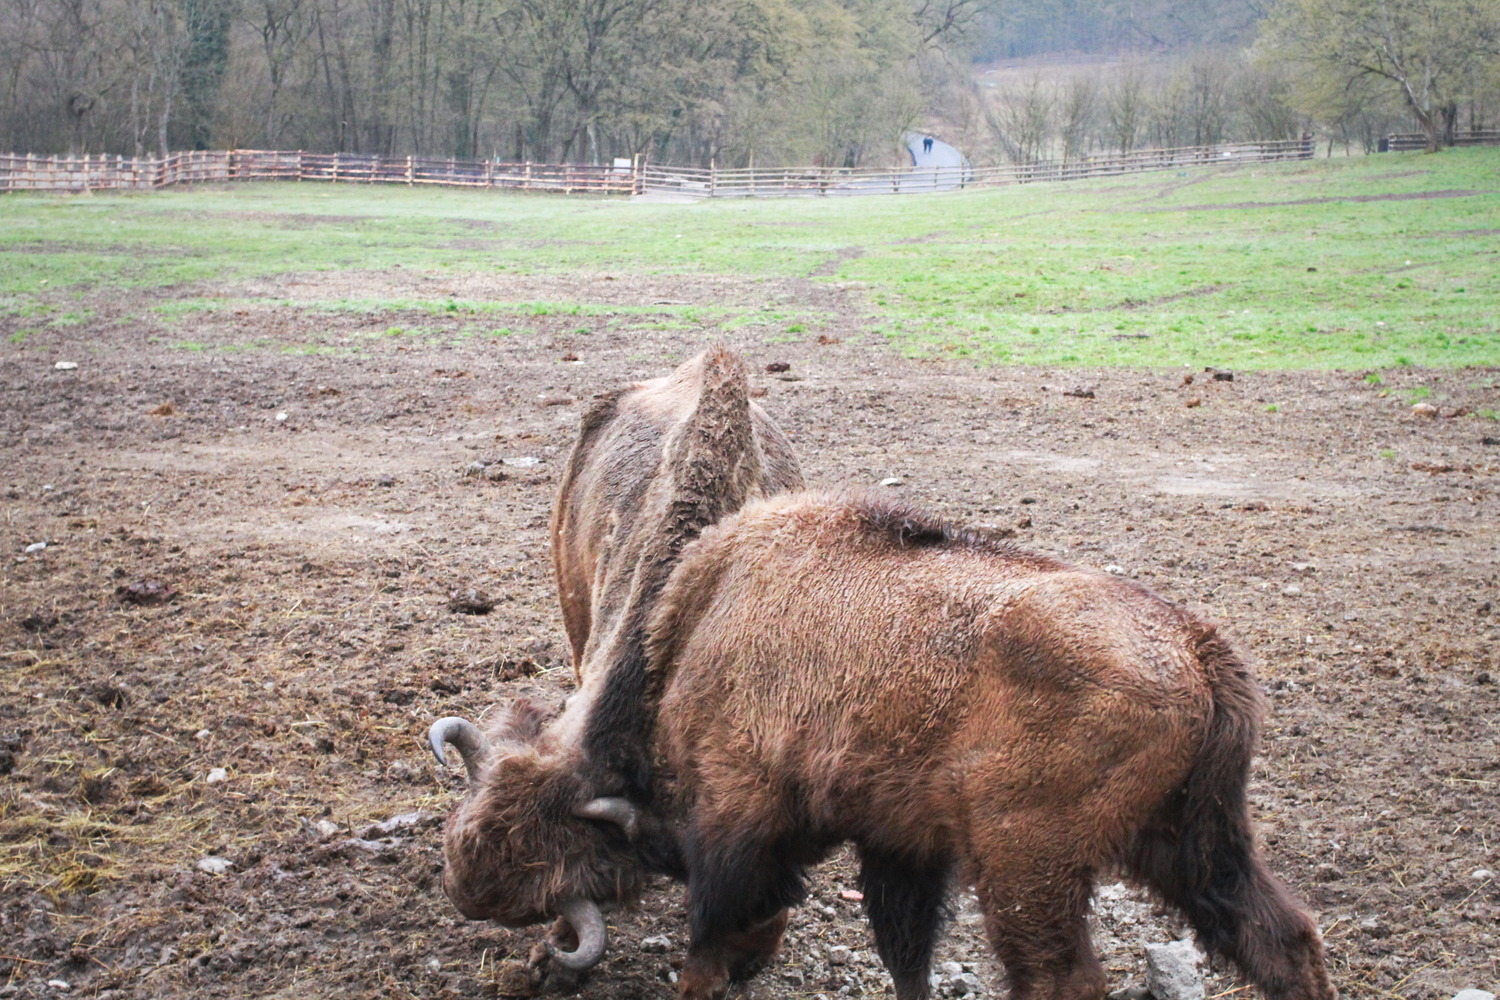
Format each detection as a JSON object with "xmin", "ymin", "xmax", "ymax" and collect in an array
[{"xmin": 2, "ymin": 270, "xmax": 1497, "ymax": 1000}]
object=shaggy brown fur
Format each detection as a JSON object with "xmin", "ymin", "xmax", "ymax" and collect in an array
[
  {"xmin": 437, "ymin": 348, "xmax": 802, "ymax": 941},
  {"xmin": 550, "ymin": 346, "xmax": 802, "ymax": 686},
  {"xmin": 643, "ymin": 491, "xmax": 1335, "ymax": 1000}
]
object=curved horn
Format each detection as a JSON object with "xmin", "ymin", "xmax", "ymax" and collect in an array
[
  {"xmin": 548, "ymin": 897, "xmax": 608, "ymax": 971},
  {"xmin": 573, "ymin": 797, "xmax": 641, "ymax": 841},
  {"xmin": 427, "ymin": 717, "xmax": 493, "ymax": 782}
]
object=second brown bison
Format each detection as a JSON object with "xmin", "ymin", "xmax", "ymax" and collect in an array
[{"xmin": 434, "ymin": 490, "xmax": 1335, "ymax": 1000}]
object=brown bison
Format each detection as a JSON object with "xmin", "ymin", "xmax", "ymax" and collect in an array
[
  {"xmin": 428, "ymin": 347, "xmax": 801, "ymax": 971},
  {"xmin": 436, "ymin": 489, "xmax": 1335, "ymax": 1000}
]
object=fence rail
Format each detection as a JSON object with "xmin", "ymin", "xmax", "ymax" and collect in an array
[
  {"xmin": 1, "ymin": 138, "xmax": 1317, "ymax": 199},
  {"xmin": 0, "ymin": 149, "xmax": 641, "ymax": 194},
  {"xmin": 1382, "ymin": 129, "xmax": 1500, "ymax": 152},
  {"xmin": 640, "ymin": 138, "xmax": 1316, "ymax": 198}
]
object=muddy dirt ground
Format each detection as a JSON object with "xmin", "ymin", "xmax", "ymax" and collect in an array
[{"xmin": 2, "ymin": 268, "xmax": 1497, "ymax": 1000}]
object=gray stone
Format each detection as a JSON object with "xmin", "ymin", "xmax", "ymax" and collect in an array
[
  {"xmin": 879, "ymin": 477, "xmax": 904, "ymax": 487},
  {"xmin": 827, "ymin": 945, "xmax": 851, "ymax": 966},
  {"xmin": 1144, "ymin": 939, "xmax": 1204, "ymax": 1000},
  {"xmin": 951, "ymin": 972, "xmax": 984, "ymax": 996},
  {"xmin": 196, "ymin": 856, "xmax": 234, "ymax": 875},
  {"xmin": 1451, "ymin": 991, "xmax": 1495, "ymax": 1000},
  {"xmin": 640, "ymin": 935, "xmax": 671, "ymax": 954},
  {"xmin": 940, "ymin": 961, "xmax": 964, "ymax": 978}
]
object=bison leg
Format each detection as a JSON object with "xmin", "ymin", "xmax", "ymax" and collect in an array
[
  {"xmin": 679, "ymin": 827, "xmax": 806, "ymax": 1000},
  {"xmin": 969, "ymin": 829, "xmax": 1105, "ymax": 1000},
  {"xmin": 858, "ymin": 847, "xmax": 950, "ymax": 1000}
]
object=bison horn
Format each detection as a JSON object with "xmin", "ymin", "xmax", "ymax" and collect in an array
[
  {"xmin": 573, "ymin": 797, "xmax": 641, "ymax": 840},
  {"xmin": 427, "ymin": 716, "xmax": 493, "ymax": 782},
  {"xmin": 548, "ymin": 897, "xmax": 608, "ymax": 971}
]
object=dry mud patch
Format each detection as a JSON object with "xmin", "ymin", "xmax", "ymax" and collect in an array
[{"xmin": 1, "ymin": 268, "xmax": 1497, "ymax": 1000}]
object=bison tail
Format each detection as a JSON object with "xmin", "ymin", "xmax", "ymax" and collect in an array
[{"xmin": 1126, "ymin": 627, "xmax": 1335, "ymax": 1000}]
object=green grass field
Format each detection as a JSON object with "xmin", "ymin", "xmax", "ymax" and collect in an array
[{"xmin": 1, "ymin": 147, "xmax": 1496, "ymax": 368}]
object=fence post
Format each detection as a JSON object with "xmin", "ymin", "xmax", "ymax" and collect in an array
[
  {"xmin": 633, "ymin": 153, "xmax": 643, "ymax": 195},
  {"xmin": 709, "ymin": 158, "xmax": 715, "ymax": 198},
  {"xmin": 406, "ymin": 155, "xmax": 413, "ymax": 186}
]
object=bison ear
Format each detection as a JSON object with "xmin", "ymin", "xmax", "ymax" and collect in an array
[{"xmin": 494, "ymin": 697, "xmax": 549, "ymax": 744}]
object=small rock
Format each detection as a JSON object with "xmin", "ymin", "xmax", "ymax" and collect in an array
[
  {"xmin": 462, "ymin": 461, "xmax": 489, "ymax": 477},
  {"xmin": 363, "ymin": 811, "xmax": 432, "ymax": 838},
  {"xmin": 1471, "ymin": 869, "xmax": 1494, "ymax": 880},
  {"xmin": 1062, "ymin": 386, "xmax": 1095, "ymax": 399},
  {"xmin": 1103, "ymin": 564, "xmax": 1126, "ymax": 576},
  {"xmin": 939, "ymin": 962, "xmax": 964, "ymax": 977},
  {"xmin": 503, "ymin": 455, "xmax": 541, "ymax": 468},
  {"xmin": 116, "ymin": 580, "xmax": 177, "ymax": 606},
  {"xmin": 879, "ymin": 477, "xmax": 904, "ymax": 487},
  {"xmin": 24, "ymin": 542, "xmax": 46, "ymax": 554},
  {"xmin": 640, "ymin": 935, "xmax": 672, "ymax": 954},
  {"xmin": 951, "ymin": 973, "xmax": 983, "ymax": 997},
  {"xmin": 1452, "ymin": 991, "xmax": 1496, "ymax": 1000},
  {"xmin": 46, "ymin": 982, "xmax": 71, "ymax": 992},
  {"xmin": 1290, "ymin": 562, "xmax": 1316, "ymax": 574},
  {"xmin": 1109, "ymin": 988, "xmax": 1151, "ymax": 1000},
  {"xmin": 560, "ymin": 353, "xmax": 580, "ymax": 362},
  {"xmin": 425, "ymin": 957, "xmax": 442, "ymax": 972},
  {"xmin": 1208, "ymin": 369, "xmax": 1234, "ymax": 382},
  {"xmin": 1184, "ymin": 397, "xmax": 1202, "ymax": 408},
  {"xmin": 1412, "ymin": 402, "xmax": 1438, "ymax": 418},
  {"xmin": 448, "ymin": 589, "xmax": 495, "ymax": 615},
  {"xmin": 766, "ymin": 362, "xmax": 791, "ymax": 373},
  {"xmin": 54, "ymin": 362, "xmax": 78, "ymax": 371},
  {"xmin": 828, "ymin": 945, "xmax": 851, "ymax": 966},
  {"xmin": 1358, "ymin": 916, "xmax": 1389, "ymax": 938},
  {"xmin": 275, "ymin": 412, "xmax": 289, "ymax": 423},
  {"xmin": 205, "ymin": 768, "xmax": 228, "ymax": 784},
  {"xmin": 838, "ymin": 889, "xmax": 864, "ymax": 902},
  {"xmin": 194, "ymin": 729, "xmax": 212, "ymax": 741},
  {"xmin": 1281, "ymin": 584, "xmax": 1303, "ymax": 597},
  {"xmin": 313, "ymin": 819, "xmax": 340, "ymax": 838},
  {"xmin": 1144, "ymin": 939, "xmax": 1204, "ymax": 1000},
  {"xmin": 197, "ymin": 856, "xmax": 234, "ymax": 875}
]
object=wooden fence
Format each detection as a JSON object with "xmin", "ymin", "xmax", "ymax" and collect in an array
[
  {"xmin": 641, "ymin": 137, "xmax": 1316, "ymax": 198},
  {"xmin": 1382, "ymin": 129, "xmax": 1500, "ymax": 152},
  {"xmin": 1, "ymin": 137, "xmax": 1315, "ymax": 199},
  {"xmin": 0, "ymin": 149, "xmax": 642, "ymax": 194}
]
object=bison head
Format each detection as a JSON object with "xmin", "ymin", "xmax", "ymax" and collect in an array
[{"xmin": 428, "ymin": 703, "xmax": 646, "ymax": 971}]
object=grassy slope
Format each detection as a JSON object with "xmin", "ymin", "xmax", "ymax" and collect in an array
[{"xmin": 0, "ymin": 147, "xmax": 1496, "ymax": 369}]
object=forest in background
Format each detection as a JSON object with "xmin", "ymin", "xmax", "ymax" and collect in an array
[{"xmin": 1, "ymin": 0, "xmax": 1496, "ymax": 166}]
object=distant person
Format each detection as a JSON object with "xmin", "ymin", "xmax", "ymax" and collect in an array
[{"xmin": 922, "ymin": 135, "xmax": 934, "ymax": 154}]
